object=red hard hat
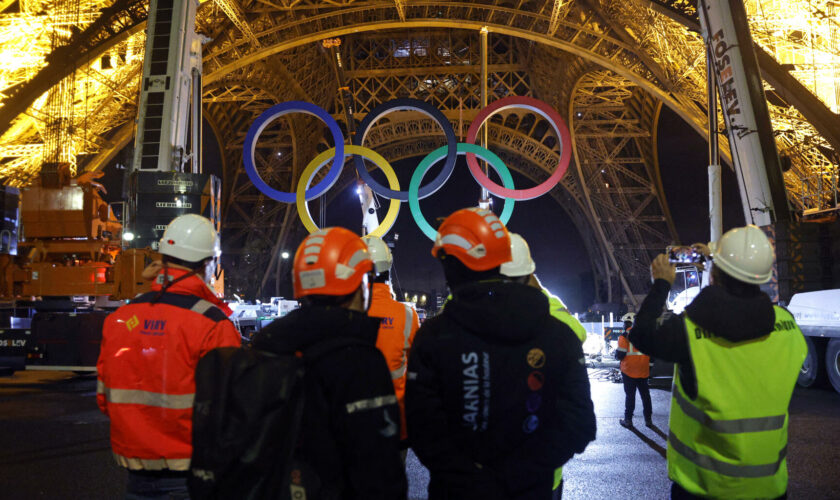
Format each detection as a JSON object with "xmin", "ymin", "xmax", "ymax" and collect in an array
[
  {"xmin": 431, "ymin": 208, "xmax": 512, "ymax": 271},
  {"xmin": 293, "ymin": 227, "xmax": 373, "ymax": 298}
]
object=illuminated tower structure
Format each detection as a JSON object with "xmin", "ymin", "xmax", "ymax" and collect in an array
[{"xmin": 0, "ymin": 0, "xmax": 837, "ymax": 301}]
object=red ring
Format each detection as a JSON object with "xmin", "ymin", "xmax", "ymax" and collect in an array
[{"xmin": 465, "ymin": 96, "xmax": 572, "ymax": 200}]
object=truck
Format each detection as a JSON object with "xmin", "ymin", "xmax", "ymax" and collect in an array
[{"xmin": 787, "ymin": 289, "xmax": 840, "ymax": 393}]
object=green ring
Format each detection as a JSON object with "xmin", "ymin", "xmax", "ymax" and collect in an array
[{"xmin": 409, "ymin": 143, "xmax": 516, "ymax": 240}]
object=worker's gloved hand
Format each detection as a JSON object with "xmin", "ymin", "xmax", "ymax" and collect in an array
[{"xmin": 650, "ymin": 254, "xmax": 676, "ymax": 285}]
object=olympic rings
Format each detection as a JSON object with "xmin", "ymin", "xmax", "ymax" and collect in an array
[
  {"xmin": 409, "ymin": 143, "xmax": 516, "ymax": 240},
  {"xmin": 244, "ymin": 101, "xmax": 345, "ymax": 203},
  {"xmin": 244, "ymin": 96, "xmax": 573, "ymax": 238},
  {"xmin": 354, "ymin": 98, "xmax": 458, "ymax": 201},
  {"xmin": 296, "ymin": 145, "xmax": 401, "ymax": 238},
  {"xmin": 465, "ymin": 96, "xmax": 572, "ymax": 200}
]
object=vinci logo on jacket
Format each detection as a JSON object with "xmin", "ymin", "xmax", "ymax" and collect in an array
[{"xmin": 97, "ymin": 270, "xmax": 241, "ymax": 471}]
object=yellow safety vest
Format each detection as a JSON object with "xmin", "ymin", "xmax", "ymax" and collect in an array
[
  {"xmin": 668, "ymin": 306, "xmax": 806, "ymax": 498},
  {"xmin": 542, "ymin": 288, "xmax": 587, "ymax": 343},
  {"xmin": 542, "ymin": 288, "xmax": 587, "ymax": 489}
]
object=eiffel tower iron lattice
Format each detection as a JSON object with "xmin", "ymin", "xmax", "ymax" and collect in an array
[{"xmin": 0, "ymin": 0, "xmax": 838, "ymax": 301}]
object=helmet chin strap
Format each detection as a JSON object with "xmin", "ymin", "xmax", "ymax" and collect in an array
[
  {"xmin": 151, "ymin": 261, "xmax": 199, "ymax": 304},
  {"xmin": 214, "ymin": 256, "xmax": 222, "ymax": 280}
]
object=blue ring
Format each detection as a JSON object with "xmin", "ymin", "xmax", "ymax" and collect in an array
[
  {"xmin": 243, "ymin": 101, "xmax": 344, "ymax": 203},
  {"xmin": 353, "ymin": 98, "xmax": 457, "ymax": 201}
]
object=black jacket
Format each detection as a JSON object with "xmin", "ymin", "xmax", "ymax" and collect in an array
[
  {"xmin": 629, "ymin": 279, "xmax": 776, "ymax": 398},
  {"xmin": 252, "ymin": 306, "xmax": 407, "ymax": 500},
  {"xmin": 406, "ymin": 280, "xmax": 596, "ymax": 500}
]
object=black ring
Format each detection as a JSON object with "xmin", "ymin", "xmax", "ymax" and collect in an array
[{"xmin": 353, "ymin": 98, "xmax": 458, "ymax": 201}]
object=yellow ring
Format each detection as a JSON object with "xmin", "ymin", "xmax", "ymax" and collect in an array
[{"xmin": 296, "ymin": 145, "xmax": 401, "ymax": 238}]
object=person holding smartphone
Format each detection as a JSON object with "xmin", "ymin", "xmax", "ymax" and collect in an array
[{"xmin": 629, "ymin": 225, "xmax": 806, "ymax": 500}]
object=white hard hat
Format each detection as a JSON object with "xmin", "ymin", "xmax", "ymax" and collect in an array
[
  {"xmin": 362, "ymin": 235, "xmax": 392, "ymax": 275},
  {"xmin": 159, "ymin": 214, "xmax": 220, "ymax": 263},
  {"xmin": 621, "ymin": 313, "xmax": 636, "ymax": 323},
  {"xmin": 709, "ymin": 225, "xmax": 774, "ymax": 284},
  {"xmin": 500, "ymin": 233, "xmax": 536, "ymax": 278}
]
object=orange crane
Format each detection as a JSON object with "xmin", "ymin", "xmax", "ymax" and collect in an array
[
  {"xmin": 0, "ymin": 180, "xmax": 153, "ymax": 301},
  {"xmin": 0, "ymin": 170, "xmax": 158, "ymax": 372}
]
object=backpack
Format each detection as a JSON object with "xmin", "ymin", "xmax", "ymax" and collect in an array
[{"xmin": 188, "ymin": 338, "xmax": 363, "ymax": 500}]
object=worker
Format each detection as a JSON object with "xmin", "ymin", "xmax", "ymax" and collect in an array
[
  {"xmin": 97, "ymin": 214, "xmax": 241, "ymax": 499},
  {"xmin": 406, "ymin": 208, "xmax": 596, "ymax": 499},
  {"xmin": 363, "ymin": 235, "xmax": 419, "ymax": 451},
  {"xmin": 615, "ymin": 312, "xmax": 652, "ymax": 428},
  {"xmin": 500, "ymin": 232, "xmax": 588, "ymax": 495},
  {"xmin": 501, "ymin": 233, "xmax": 587, "ymax": 342},
  {"xmin": 629, "ymin": 225, "xmax": 806, "ymax": 499},
  {"xmin": 251, "ymin": 227, "xmax": 407, "ymax": 499}
]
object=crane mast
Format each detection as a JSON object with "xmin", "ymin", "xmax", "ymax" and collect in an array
[
  {"xmin": 126, "ymin": 0, "xmax": 220, "ymax": 253},
  {"xmin": 131, "ymin": 0, "xmax": 201, "ymax": 174}
]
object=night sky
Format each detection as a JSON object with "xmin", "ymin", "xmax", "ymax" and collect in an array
[
  {"xmin": 100, "ymin": 107, "xmax": 744, "ymax": 311},
  {"xmin": 657, "ymin": 108, "xmax": 745, "ymax": 245}
]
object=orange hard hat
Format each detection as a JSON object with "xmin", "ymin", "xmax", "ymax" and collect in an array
[
  {"xmin": 293, "ymin": 227, "xmax": 373, "ymax": 298},
  {"xmin": 431, "ymin": 208, "xmax": 512, "ymax": 271}
]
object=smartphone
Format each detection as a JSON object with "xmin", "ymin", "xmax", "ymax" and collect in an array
[{"xmin": 667, "ymin": 245, "xmax": 706, "ymax": 264}]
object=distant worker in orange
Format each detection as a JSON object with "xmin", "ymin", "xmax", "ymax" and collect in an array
[
  {"xmin": 97, "ymin": 214, "xmax": 241, "ymax": 499},
  {"xmin": 363, "ymin": 235, "xmax": 419, "ymax": 449},
  {"xmin": 616, "ymin": 312, "xmax": 653, "ymax": 428}
]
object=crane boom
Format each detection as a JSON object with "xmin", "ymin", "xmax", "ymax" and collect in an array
[{"xmin": 699, "ymin": 0, "xmax": 791, "ymax": 225}]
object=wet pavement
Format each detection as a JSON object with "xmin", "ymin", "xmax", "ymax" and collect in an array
[
  {"xmin": 0, "ymin": 371, "xmax": 125, "ymax": 499},
  {"xmin": 0, "ymin": 369, "xmax": 838, "ymax": 499}
]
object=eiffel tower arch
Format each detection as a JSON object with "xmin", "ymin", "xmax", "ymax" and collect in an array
[{"xmin": 1, "ymin": 0, "xmax": 837, "ymax": 303}]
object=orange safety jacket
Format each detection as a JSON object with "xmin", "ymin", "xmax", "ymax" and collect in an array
[
  {"xmin": 368, "ymin": 282, "xmax": 419, "ymax": 441},
  {"xmin": 96, "ymin": 268, "xmax": 241, "ymax": 470},
  {"xmin": 617, "ymin": 332, "xmax": 650, "ymax": 379}
]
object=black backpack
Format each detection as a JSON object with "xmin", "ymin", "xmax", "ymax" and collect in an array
[{"xmin": 188, "ymin": 338, "xmax": 362, "ymax": 500}]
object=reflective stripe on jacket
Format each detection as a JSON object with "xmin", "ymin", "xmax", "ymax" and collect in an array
[
  {"xmin": 617, "ymin": 333, "xmax": 650, "ymax": 378},
  {"xmin": 368, "ymin": 282, "xmax": 419, "ymax": 441},
  {"xmin": 668, "ymin": 306, "xmax": 806, "ymax": 498},
  {"xmin": 96, "ymin": 271, "xmax": 241, "ymax": 470}
]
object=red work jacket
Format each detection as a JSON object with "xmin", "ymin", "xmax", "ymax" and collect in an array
[
  {"xmin": 368, "ymin": 282, "xmax": 419, "ymax": 441},
  {"xmin": 97, "ymin": 269, "xmax": 241, "ymax": 470},
  {"xmin": 618, "ymin": 332, "xmax": 650, "ymax": 379}
]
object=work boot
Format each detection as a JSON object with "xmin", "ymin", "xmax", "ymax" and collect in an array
[
  {"xmin": 645, "ymin": 417, "xmax": 654, "ymax": 428},
  {"xmin": 619, "ymin": 418, "xmax": 633, "ymax": 428}
]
